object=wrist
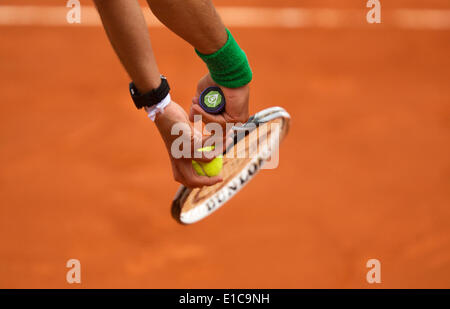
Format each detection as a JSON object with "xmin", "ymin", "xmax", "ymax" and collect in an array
[
  {"xmin": 154, "ymin": 100, "xmax": 174, "ymax": 124},
  {"xmin": 129, "ymin": 75, "xmax": 171, "ymax": 121},
  {"xmin": 195, "ymin": 29, "xmax": 228, "ymax": 55},
  {"xmin": 133, "ymin": 74, "xmax": 163, "ymax": 94},
  {"xmin": 195, "ymin": 29, "xmax": 252, "ymax": 89}
]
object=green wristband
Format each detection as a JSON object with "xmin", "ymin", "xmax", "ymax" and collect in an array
[{"xmin": 195, "ymin": 29, "xmax": 252, "ymax": 88}]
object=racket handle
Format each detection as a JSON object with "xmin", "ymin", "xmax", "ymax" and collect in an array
[{"xmin": 199, "ymin": 86, "xmax": 226, "ymax": 114}]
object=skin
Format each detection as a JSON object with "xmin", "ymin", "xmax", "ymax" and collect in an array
[{"xmin": 94, "ymin": 0, "xmax": 250, "ymax": 188}]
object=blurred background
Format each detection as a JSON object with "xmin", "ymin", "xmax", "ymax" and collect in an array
[{"xmin": 0, "ymin": 0, "xmax": 449, "ymax": 288}]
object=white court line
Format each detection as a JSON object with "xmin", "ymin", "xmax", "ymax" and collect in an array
[{"xmin": 0, "ymin": 6, "xmax": 450, "ymax": 29}]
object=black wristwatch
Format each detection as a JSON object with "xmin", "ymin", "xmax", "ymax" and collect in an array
[{"xmin": 129, "ymin": 75, "xmax": 170, "ymax": 109}]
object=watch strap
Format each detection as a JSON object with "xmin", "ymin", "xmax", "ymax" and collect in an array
[{"xmin": 129, "ymin": 76, "xmax": 170, "ymax": 109}]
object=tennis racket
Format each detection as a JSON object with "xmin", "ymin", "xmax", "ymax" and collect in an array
[{"xmin": 171, "ymin": 105, "xmax": 291, "ymax": 224}]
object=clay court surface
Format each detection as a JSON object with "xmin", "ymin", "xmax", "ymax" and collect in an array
[{"xmin": 1, "ymin": 0, "xmax": 449, "ymax": 288}]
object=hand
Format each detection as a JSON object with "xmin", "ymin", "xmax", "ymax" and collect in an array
[
  {"xmin": 155, "ymin": 101, "xmax": 223, "ymax": 188},
  {"xmin": 189, "ymin": 73, "xmax": 249, "ymax": 127}
]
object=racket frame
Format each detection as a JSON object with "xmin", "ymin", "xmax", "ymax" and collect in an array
[{"xmin": 171, "ymin": 106, "xmax": 290, "ymax": 224}]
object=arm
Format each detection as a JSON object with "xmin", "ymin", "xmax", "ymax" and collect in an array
[
  {"xmin": 94, "ymin": 0, "xmax": 160, "ymax": 93},
  {"xmin": 147, "ymin": 0, "xmax": 251, "ymax": 125},
  {"xmin": 94, "ymin": 0, "xmax": 250, "ymax": 188},
  {"xmin": 146, "ymin": 0, "xmax": 227, "ymax": 54},
  {"xmin": 94, "ymin": 0, "xmax": 222, "ymax": 188}
]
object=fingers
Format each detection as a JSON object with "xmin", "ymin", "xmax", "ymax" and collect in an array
[
  {"xmin": 190, "ymin": 102, "xmax": 226, "ymax": 126},
  {"xmin": 169, "ymin": 116, "xmax": 225, "ymax": 163},
  {"xmin": 192, "ymin": 149, "xmax": 216, "ymax": 162},
  {"xmin": 189, "ymin": 96, "xmax": 199, "ymax": 122},
  {"xmin": 174, "ymin": 162, "xmax": 223, "ymax": 188},
  {"xmin": 190, "ymin": 133, "xmax": 222, "ymax": 162},
  {"xmin": 190, "ymin": 175, "xmax": 223, "ymax": 188}
]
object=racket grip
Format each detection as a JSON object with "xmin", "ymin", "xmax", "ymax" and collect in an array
[{"xmin": 199, "ymin": 86, "xmax": 226, "ymax": 114}]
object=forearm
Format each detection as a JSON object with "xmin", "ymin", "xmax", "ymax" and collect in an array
[
  {"xmin": 94, "ymin": 0, "xmax": 160, "ymax": 92},
  {"xmin": 146, "ymin": 0, "xmax": 227, "ymax": 54}
]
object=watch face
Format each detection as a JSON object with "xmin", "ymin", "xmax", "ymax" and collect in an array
[{"xmin": 199, "ymin": 86, "xmax": 226, "ymax": 114}]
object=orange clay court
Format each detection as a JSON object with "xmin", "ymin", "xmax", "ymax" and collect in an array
[{"xmin": 0, "ymin": 0, "xmax": 449, "ymax": 288}]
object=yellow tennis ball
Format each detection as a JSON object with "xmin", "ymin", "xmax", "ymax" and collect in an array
[{"xmin": 192, "ymin": 146, "xmax": 223, "ymax": 177}]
